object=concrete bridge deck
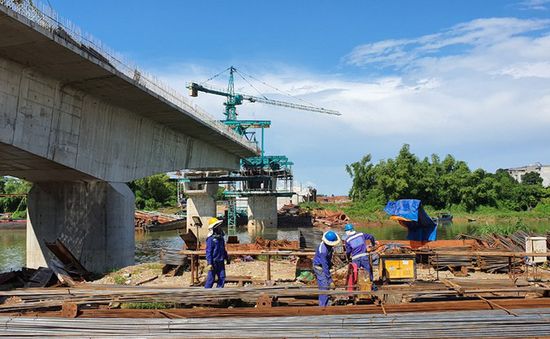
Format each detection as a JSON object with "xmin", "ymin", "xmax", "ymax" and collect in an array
[
  {"xmin": 0, "ymin": 2, "xmax": 258, "ymax": 273},
  {"xmin": 0, "ymin": 2, "xmax": 257, "ymax": 182}
]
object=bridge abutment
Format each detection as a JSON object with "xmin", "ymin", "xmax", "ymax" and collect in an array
[{"xmin": 26, "ymin": 181, "xmax": 135, "ymax": 273}]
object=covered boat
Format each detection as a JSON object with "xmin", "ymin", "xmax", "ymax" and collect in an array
[{"xmin": 384, "ymin": 199, "xmax": 437, "ymax": 242}]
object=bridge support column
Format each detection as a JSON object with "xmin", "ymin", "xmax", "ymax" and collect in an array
[
  {"xmin": 26, "ymin": 181, "xmax": 135, "ymax": 273},
  {"xmin": 247, "ymin": 195, "xmax": 278, "ymax": 228},
  {"xmin": 186, "ymin": 183, "xmax": 218, "ymax": 239}
]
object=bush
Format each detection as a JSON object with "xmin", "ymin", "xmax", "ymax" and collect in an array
[{"xmin": 11, "ymin": 210, "xmax": 27, "ymax": 220}]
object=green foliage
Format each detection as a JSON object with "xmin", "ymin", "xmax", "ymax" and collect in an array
[
  {"xmin": 11, "ymin": 210, "xmax": 27, "ymax": 220},
  {"xmin": 113, "ymin": 274, "xmax": 126, "ymax": 285},
  {"xmin": 128, "ymin": 174, "xmax": 177, "ymax": 210},
  {"xmin": 473, "ymin": 219, "xmax": 531, "ymax": 236},
  {"xmin": 0, "ymin": 177, "xmax": 31, "ymax": 214},
  {"xmin": 521, "ymin": 172, "xmax": 543, "ymax": 186},
  {"xmin": 347, "ymin": 144, "xmax": 550, "ymax": 213},
  {"xmin": 216, "ymin": 186, "xmax": 226, "ymax": 201}
]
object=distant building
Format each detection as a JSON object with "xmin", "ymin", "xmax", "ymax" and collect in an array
[{"xmin": 507, "ymin": 163, "xmax": 550, "ymax": 187}]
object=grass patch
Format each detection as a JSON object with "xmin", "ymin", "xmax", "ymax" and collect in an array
[
  {"xmin": 472, "ymin": 219, "xmax": 532, "ymax": 236},
  {"xmin": 113, "ymin": 274, "xmax": 127, "ymax": 285},
  {"xmin": 121, "ymin": 302, "xmax": 174, "ymax": 309},
  {"xmin": 143, "ymin": 262, "xmax": 163, "ymax": 270}
]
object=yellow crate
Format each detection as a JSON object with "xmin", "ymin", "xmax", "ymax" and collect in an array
[{"xmin": 383, "ymin": 259, "xmax": 415, "ymax": 280}]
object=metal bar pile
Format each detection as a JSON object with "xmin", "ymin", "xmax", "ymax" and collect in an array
[
  {"xmin": 1, "ymin": 283, "xmax": 548, "ymax": 313},
  {"xmin": 429, "ymin": 247, "xmax": 473, "ymax": 270},
  {"xmin": 457, "ymin": 231, "xmax": 532, "ymax": 252},
  {"xmin": 1, "ymin": 308, "xmax": 549, "ymax": 337},
  {"xmin": 6, "ymin": 298, "xmax": 550, "ymax": 319}
]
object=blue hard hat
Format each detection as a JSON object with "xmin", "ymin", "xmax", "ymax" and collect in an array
[
  {"xmin": 344, "ymin": 223, "xmax": 354, "ymax": 232},
  {"xmin": 325, "ymin": 231, "xmax": 338, "ymax": 241},
  {"xmin": 322, "ymin": 230, "xmax": 341, "ymax": 246}
]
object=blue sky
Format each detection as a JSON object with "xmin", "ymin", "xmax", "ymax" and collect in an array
[{"xmin": 47, "ymin": 0, "xmax": 550, "ymax": 195}]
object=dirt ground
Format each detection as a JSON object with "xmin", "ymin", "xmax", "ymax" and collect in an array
[
  {"xmin": 93, "ymin": 259, "xmax": 298, "ymax": 288},
  {"xmin": 92, "ymin": 257, "xmax": 533, "ymax": 288}
]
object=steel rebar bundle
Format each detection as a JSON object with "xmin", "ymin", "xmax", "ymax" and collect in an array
[
  {"xmin": 1, "ymin": 284, "xmax": 548, "ymax": 313},
  {"xmin": 0, "ymin": 308, "xmax": 549, "ymax": 337}
]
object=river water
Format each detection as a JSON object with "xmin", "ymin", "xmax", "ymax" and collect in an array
[{"xmin": 2, "ymin": 221, "xmax": 549, "ymax": 272}]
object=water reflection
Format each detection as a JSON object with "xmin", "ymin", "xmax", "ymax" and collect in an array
[
  {"xmin": 2, "ymin": 220, "xmax": 549, "ymax": 271},
  {"xmin": 0, "ymin": 229, "xmax": 25, "ymax": 272}
]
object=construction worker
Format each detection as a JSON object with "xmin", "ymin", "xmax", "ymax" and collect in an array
[
  {"xmin": 313, "ymin": 230, "xmax": 341, "ymax": 307},
  {"xmin": 343, "ymin": 223, "xmax": 376, "ymax": 283},
  {"xmin": 204, "ymin": 217, "xmax": 229, "ymax": 288}
]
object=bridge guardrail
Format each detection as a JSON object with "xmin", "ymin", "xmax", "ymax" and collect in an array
[{"xmin": 0, "ymin": 0, "xmax": 258, "ymax": 152}]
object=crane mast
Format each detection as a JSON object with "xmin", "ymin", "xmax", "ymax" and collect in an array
[{"xmin": 185, "ymin": 67, "xmax": 339, "ymax": 231}]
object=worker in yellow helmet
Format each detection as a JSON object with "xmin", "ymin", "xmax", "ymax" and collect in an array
[{"xmin": 204, "ymin": 217, "xmax": 229, "ymax": 288}]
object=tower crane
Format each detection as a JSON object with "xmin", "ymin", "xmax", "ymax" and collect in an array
[
  {"xmin": 188, "ymin": 66, "xmax": 340, "ymax": 120},
  {"xmin": 186, "ymin": 67, "xmax": 339, "ymax": 230},
  {"xmin": 187, "ymin": 66, "xmax": 340, "ymax": 150}
]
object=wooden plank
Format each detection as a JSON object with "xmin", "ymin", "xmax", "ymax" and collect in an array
[
  {"xmin": 49, "ymin": 259, "xmax": 76, "ymax": 287},
  {"xmin": 442, "ymin": 279, "xmax": 465, "ymax": 295}
]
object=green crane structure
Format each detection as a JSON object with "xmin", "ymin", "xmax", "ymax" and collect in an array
[
  {"xmin": 188, "ymin": 66, "xmax": 340, "ymax": 156},
  {"xmin": 186, "ymin": 67, "xmax": 339, "ymax": 230}
]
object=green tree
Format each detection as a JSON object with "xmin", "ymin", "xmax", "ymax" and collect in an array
[
  {"xmin": 521, "ymin": 172, "xmax": 543, "ymax": 186},
  {"xmin": 345, "ymin": 144, "xmax": 547, "ymax": 213},
  {"xmin": 0, "ymin": 177, "xmax": 31, "ymax": 214},
  {"xmin": 128, "ymin": 174, "xmax": 177, "ymax": 210}
]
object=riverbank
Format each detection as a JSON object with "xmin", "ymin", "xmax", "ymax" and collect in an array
[
  {"xmin": 302, "ymin": 201, "xmax": 550, "ymax": 225},
  {"xmin": 0, "ymin": 220, "xmax": 25, "ymax": 230}
]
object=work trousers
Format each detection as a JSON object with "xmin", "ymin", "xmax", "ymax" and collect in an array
[
  {"xmin": 313, "ymin": 265, "xmax": 331, "ymax": 306},
  {"xmin": 205, "ymin": 261, "xmax": 226, "ymax": 288},
  {"xmin": 352, "ymin": 255, "xmax": 373, "ymax": 282}
]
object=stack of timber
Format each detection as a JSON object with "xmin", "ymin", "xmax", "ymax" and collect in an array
[{"xmin": 135, "ymin": 210, "xmax": 185, "ymax": 232}]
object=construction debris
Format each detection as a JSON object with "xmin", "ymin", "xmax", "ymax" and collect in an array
[
  {"xmin": 277, "ymin": 204, "xmax": 313, "ymax": 227},
  {"xmin": 135, "ymin": 211, "xmax": 185, "ymax": 232},
  {"xmin": 311, "ymin": 208, "xmax": 349, "ymax": 227}
]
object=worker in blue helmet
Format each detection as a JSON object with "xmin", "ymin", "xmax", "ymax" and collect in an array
[
  {"xmin": 205, "ymin": 217, "xmax": 230, "ymax": 288},
  {"xmin": 343, "ymin": 223, "xmax": 377, "ymax": 283},
  {"xmin": 313, "ymin": 230, "xmax": 341, "ymax": 306}
]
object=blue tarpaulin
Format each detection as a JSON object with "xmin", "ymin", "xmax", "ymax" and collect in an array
[{"xmin": 384, "ymin": 199, "xmax": 437, "ymax": 241}]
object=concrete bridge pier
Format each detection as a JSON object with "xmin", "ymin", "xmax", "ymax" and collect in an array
[
  {"xmin": 247, "ymin": 195, "xmax": 278, "ymax": 228},
  {"xmin": 26, "ymin": 181, "xmax": 135, "ymax": 274},
  {"xmin": 185, "ymin": 182, "xmax": 219, "ymax": 238}
]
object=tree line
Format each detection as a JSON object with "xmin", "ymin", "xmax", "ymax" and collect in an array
[
  {"xmin": 0, "ymin": 177, "xmax": 31, "ymax": 218},
  {"xmin": 1, "ymin": 174, "xmax": 179, "ymax": 216},
  {"xmin": 346, "ymin": 144, "xmax": 549, "ymax": 212}
]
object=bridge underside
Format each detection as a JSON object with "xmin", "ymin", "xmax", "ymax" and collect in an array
[
  {"xmin": 0, "ymin": 142, "xmax": 96, "ymax": 181},
  {"xmin": 0, "ymin": 5, "xmax": 259, "ymax": 273}
]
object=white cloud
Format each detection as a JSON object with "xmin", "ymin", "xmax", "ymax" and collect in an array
[
  {"xmin": 345, "ymin": 17, "xmax": 550, "ymax": 68},
  {"xmin": 519, "ymin": 0, "xmax": 550, "ymax": 10},
  {"xmin": 152, "ymin": 17, "xmax": 550, "ymax": 194}
]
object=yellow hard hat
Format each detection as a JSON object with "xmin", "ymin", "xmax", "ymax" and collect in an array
[{"xmin": 208, "ymin": 217, "xmax": 223, "ymax": 229}]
